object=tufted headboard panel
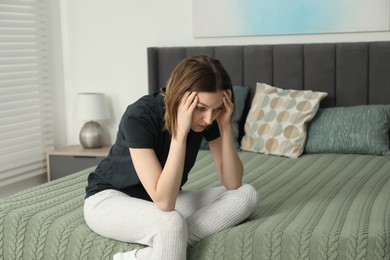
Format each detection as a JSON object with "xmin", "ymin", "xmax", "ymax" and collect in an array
[{"xmin": 148, "ymin": 41, "xmax": 390, "ymax": 107}]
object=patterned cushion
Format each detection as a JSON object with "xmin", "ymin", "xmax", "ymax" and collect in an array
[{"xmin": 241, "ymin": 83, "xmax": 327, "ymax": 158}]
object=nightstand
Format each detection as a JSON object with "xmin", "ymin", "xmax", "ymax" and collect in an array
[{"xmin": 46, "ymin": 145, "xmax": 111, "ymax": 181}]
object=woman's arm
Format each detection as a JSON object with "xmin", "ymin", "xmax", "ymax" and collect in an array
[
  {"xmin": 129, "ymin": 139, "xmax": 185, "ymax": 211},
  {"xmin": 129, "ymin": 92, "xmax": 198, "ymax": 212},
  {"xmin": 208, "ymin": 127, "xmax": 243, "ymax": 190},
  {"xmin": 209, "ymin": 90, "xmax": 243, "ymax": 190}
]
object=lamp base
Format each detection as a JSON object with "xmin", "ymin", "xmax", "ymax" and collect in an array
[{"xmin": 79, "ymin": 121, "xmax": 104, "ymax": 149}]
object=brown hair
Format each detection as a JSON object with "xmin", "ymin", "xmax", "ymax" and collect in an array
[{"xmin": 162, "ymin": 55, "xmax": 234, "ymax": 137}]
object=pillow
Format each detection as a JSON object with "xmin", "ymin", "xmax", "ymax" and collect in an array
[
  {"xmin": 305, "ymin": 105, "xmax": 390, "ymax": 155},
  {"xmin": 241, "ymin": 83, "xmax": 327, "ymax": 158},
  {"xmin": 200, "ymin": 86, "xmax": 250, "ymax": 150}
]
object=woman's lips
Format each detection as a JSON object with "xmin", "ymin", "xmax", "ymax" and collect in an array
[{"xmin": 195, "ymin": 124, "xmax": 208, "ymax": 131}]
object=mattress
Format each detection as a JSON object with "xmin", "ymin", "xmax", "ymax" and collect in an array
[{"xmin": 1, "ymin": 151, "xmax": 389, "ymax": 260}]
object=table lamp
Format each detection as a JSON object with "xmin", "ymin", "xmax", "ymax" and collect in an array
[{"xmin": 75, "ymin": 93, "xmax": 109, "ymax": 149}]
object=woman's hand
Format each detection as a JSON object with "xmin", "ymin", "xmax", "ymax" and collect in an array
[
  {"xmin": 176, "ymin": 91, "xmax": 198, "ymax": 139},
  {"xmin": 217, "ymin": 90, "xmax": 234, "ymax": 128}
]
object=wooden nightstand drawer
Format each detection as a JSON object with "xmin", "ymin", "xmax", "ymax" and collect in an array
[{"xmin": 46, "ymin": 145, "xmax": 110, "ymax": 181}]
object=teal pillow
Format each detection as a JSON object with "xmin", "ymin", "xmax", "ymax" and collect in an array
[
  {"xmin": 200, "ymin": 86, "xmax": 250, "ymax": 150},
  {"xmin": 304, "ymin": 105, "xmax": 390, "ymax": 155}
]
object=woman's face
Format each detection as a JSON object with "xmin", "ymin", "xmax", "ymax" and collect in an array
[{"xmin": 191, "ymin": 91, "xmax": 224, "ymax": 132}]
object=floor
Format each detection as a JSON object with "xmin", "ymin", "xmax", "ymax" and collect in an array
[{"xmin": 0, "ymin": 174, "xmax": 46, "ymax": 199}]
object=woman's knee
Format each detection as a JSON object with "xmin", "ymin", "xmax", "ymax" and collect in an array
[
  {"xmin": 154, "ymin": 210, "xmax": 188, "ymax": 238},
  {"xmin": 235, "ymin": 184, "xmax": 260, "ymax": 211}
]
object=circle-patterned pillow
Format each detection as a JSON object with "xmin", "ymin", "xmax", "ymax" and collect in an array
[{"xmin": 241, "ymin": 83, "xmax": 327, "ymax": 158}]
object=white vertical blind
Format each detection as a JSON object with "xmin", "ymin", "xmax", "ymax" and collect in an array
[{"xmin": 0, "ymin": 0, "xmax": 53, "ymax": 186}]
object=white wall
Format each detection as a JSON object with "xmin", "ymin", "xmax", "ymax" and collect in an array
[{"xmin": 55, "ymin": 0, "xmax": 390, "ymax": 148}]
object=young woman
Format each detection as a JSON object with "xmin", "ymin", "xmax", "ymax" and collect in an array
[{"xmin": 83, "ymin": 55, "xmax": 260, "ymax": 260}]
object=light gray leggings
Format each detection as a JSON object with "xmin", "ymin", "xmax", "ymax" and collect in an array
[{"xmin": 84, "ymin": 184, "xmax": 259, "ymax": 260}]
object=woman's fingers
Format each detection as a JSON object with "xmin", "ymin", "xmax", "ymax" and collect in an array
[
  {"xmin": 217, "ymin": 90, "xmax": 234, "ymax": 127},
  {"xmin": 223, "ymin": 90, "xmax": 233, "ymax": 109},
  {"xmin": 184, "ymin": 91, "xmax": 197, "ymax": 107},
  {"xmin": 177, "ymin": 91, "xmax": 198, "ymax": 137},
  {"xmin": 188, "ymin": 92, "xmax": 198, "ymax": 110}
]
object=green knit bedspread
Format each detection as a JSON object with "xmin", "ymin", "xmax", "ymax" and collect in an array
[{"xmin": 1, "ymin": 151, "xmax": 389, "ymax": 260}]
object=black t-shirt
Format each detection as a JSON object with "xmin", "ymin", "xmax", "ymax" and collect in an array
[{"xmin": 85, "ymin": 91, "xmax": 220, "ymax": 201}]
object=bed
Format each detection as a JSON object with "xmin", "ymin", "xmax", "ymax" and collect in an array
[{"xmin": 1, "ymin": 41, "xmax": 390, "ymax": 260}]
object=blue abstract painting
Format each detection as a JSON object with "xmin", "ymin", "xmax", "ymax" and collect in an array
[{"xmin": 193, "ymin": 0, "xmax": 390, "ymax": 37}]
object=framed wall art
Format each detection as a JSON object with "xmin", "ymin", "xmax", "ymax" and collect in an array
[{"xmin": 193, "ymin": 0, "xmax": 390, "ymax": 37}]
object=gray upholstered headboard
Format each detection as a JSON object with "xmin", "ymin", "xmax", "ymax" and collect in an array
[{"xmin": 148, "ymin": 41, "xmax": 390, "ymax": 108}]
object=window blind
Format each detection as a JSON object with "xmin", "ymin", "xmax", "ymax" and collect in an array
[{"xmin": 0, "ymin": 0, "xmax": 53, "ymax": 186}]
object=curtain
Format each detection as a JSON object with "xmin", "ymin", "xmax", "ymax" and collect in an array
[{"xmin": 0, "ymin": 0, "xmax": 53, "ymax": 186}]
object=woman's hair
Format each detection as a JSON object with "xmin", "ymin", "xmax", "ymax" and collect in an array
[{"xmin": 163, "ymin": 55, "xmax": 235, "ymax": 137}]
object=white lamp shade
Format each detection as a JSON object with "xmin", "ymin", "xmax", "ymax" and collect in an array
[{"xmin": 75, "ymin": 93, "xmax": 109, "ymax": 121}]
